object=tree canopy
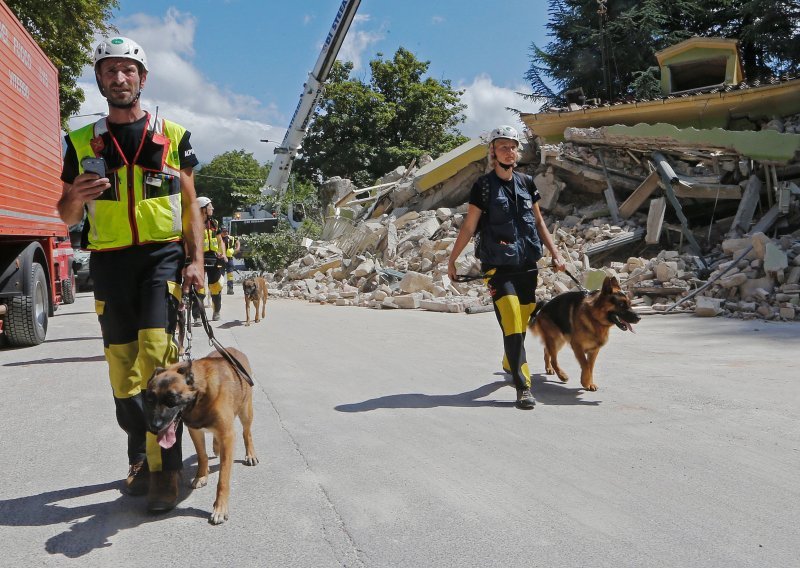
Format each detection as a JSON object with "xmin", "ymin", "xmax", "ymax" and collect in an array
[
  {"xmin": 194, "ymin": 150, "xmax": 268, "ymax": 220},
  {"xmin": 6, "ymin": 0, "xmax": 119, "ymax": 126},
  {"xmin": 295, "ymin": 48, "xmax": 469, "ymax": 187},
  {"xmin": 527, "ymin": 0, "xmax": 800, "ymax": 105}
]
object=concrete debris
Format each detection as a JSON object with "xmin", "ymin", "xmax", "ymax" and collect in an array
[
  {"xmin": 259, "ymin": 112, "xmax": 800, "ymax": 322},
  {"xmin": 258, "ymin": 197, "xmax": 800, "ymax": 322}
]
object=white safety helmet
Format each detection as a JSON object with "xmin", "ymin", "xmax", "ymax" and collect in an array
[
  {"xmin": 488, "ymin": 125, "xmax": 520, "ymax": 145},
  {"xmin": 196, "ymin": 197, "xmax": 212, "ymax": 209},
  {"xmin": 94, "ymin": 37, "xmax": 148, "ymax": 72}
]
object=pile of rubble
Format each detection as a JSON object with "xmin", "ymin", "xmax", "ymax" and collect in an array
[{"xmin": 261, "ymin": 198, "xmax": 800, "ymax": 321}]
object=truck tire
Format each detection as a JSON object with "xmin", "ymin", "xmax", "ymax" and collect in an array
[
  {"xmin": 5, "ymin": 262, "xmax": 49, "ymax": 346},
  {"xmin": 61, "ymin": 266, "xmax": 76, "ymax": 304}
]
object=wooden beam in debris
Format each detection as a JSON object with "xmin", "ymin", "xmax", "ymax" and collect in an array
[
  {"xmin": 672, "ymin": 183, "xmax": 741, "ymax": 199},
  {"xmin": 727, "ymin": 175, "xmax": 762, "ymax": 237},
  {"xmin": 645, "ymin": 197, "xmax": 666, "ymax": 244},
  {"xmin": 619, "ymin": 171, "xmax": 660, "ymax": 219},
  {"xmin": 595, "ymin": 149, "xmax": 621, "ymax": 223}
]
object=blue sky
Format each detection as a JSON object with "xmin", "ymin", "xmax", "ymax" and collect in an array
[{"xmin": 70, "ymin": 0, "xmax": 551, "ymax": 166}]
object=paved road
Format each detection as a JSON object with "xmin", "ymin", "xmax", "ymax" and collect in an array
[{"xmin": 1, "ymin": 289, "xmax": 798, "ymax": 567}]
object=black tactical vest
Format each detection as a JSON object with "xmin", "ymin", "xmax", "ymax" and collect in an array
[{"xmin": 475, "ymin": 171, "xmax": 542, "ymax": 268}]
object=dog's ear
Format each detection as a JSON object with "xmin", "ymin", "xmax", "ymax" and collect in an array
[
  {"xmin": 147, "ymin": 367, "xmax": 165, "ymax": 388},
  {"xmin": 602, "ymin": 276, "xmax": 621, "ymax": 294},
  {"xmin": 177, "ymin": 359, "xmax": 195, "ymax": 386}
]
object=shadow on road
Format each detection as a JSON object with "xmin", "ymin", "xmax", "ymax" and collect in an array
[
  {"xmin": 0, "ymin": 457, "xmax": 209, "ymax": 558},
  {"xmin": 45, "ymin": 335, "xmax": 103, "ymax": 343},
  {"xmin": 335, "ymin": 376, "xmax": 600, "ymax": 412},
  {"xmin": 3, "ymin": 355, "xmax": 106, "ymax": 366}
]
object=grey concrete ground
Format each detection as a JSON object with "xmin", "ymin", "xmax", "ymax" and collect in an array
[{"xmin": 0, "ymin": 288, "xmax": 798, "ymax": 568}]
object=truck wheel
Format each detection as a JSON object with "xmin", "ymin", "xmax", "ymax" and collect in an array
[
  {"xmin": 61, "ymin": 266, "xmax": 76, "ymax": 304},
  {"xmin": 5, "ymin": 262, "xmax": 49, "ymax": 346}
]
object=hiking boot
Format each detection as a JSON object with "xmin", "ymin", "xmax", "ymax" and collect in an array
[
  {"xmin": 124, "ymin": 460, "xmax": 149, "ymax": 496},
  {"xmin": 516, "ymin": 388, "xmax": 536, "ymax": 410},
  {"xmin": 147, "ymin": 470, "xmax": 180, "ymax": 513},
  {"xmin": 212, "ymin": 311, "xmax": 221, "ymax": 321},
  {"xmin": 226, "ymin": 290, "xmax": 234, "ymax": 295},
  {"xmin": 193, "ymin": 318, "xmax": 202, "ymax": 327}
]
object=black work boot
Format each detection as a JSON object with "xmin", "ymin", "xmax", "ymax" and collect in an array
[
  {"xmin": 124, "ymin": 459, "xmax": 149, "ymax": 496},
  {"xmin": 147, "ymin": 470, "xmax": 180, "ymax": 513},
  {"xmin": 516, "ymin": 388, "xmax": 536, "ymax": 410},
  {"xmin": 212, "ymin": 294, "xmax": 222, "ymax": 320}
]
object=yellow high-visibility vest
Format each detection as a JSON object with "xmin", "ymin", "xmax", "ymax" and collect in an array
[{"xmin": 69, "ymin": 114, "xmax": 185, "ymax": 250}]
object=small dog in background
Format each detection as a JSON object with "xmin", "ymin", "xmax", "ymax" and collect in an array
[
  {"xmin": 529, "ymin": 276, "xmax": 640, "ymax": 391},
  {"xmin": 145, "ymin": 348, "xmax": 258, "ymax": 525},
  {"xmin": 242, "ymin": 276, "xmax": 267, "ymax": 326}
]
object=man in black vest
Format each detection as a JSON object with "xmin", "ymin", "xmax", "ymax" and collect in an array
[{"xmin": 448, "ymin": 125, "xmax": 565, "ymax": 409}]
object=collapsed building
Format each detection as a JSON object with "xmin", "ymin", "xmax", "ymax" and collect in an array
[{"xmin": 265, "ymin": 37, "xmax": 800, "ymax": 321}]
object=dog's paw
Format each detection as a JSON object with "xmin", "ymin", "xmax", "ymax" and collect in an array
[
  {"xmin": 209, "ymin": 506, "xmax": 229, "ymax": 525},
  {"xmin": 190, "ymin": 476, "xmax": 208, "ymax": 489},
  {"xmin": 555, "ymin": 372, "xmax": 569, "ymax": 383},
  {"xmin": 244, "ymin": 455, "xmax": 259, "ymax": 466},
  {"xmin": 244, "ymin": 321, "xmax": 251, "ymax": 327},
  {"xmin": 583, "ymin": 383, "xmax": 598, "ymax": 392}
]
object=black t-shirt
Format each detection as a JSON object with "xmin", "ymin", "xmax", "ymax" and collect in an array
[{"xmin": 60, "ymin": 114, "xmax": 199, "ymax": 183}]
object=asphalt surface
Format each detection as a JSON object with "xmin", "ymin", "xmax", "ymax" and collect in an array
[{"xmin": 0, "ymin": 288, "xmax": 798, "ymax": 567}]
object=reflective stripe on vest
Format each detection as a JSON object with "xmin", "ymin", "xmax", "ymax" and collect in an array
[{"xmin": 69, "ymin": 114, "xmax": 185, "ymax": 250}]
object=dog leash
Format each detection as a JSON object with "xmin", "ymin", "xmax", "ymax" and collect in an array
[
  {"xmin": 563, "ymin": 268, "xmax": 589, "ymax": 294},
  {"xmin": 180, "ymin": 291, "xmax": 193, "ymax": 362},
  {"xmin": 184, "ymin": 286, "xmax": 255, "ymax": 387}
]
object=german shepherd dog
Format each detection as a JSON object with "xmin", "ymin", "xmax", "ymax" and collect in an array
[
  {"xmin": 144, "ymin": 348, "xmax": 258, "ymax": 524},
  {"xmin": 529, "ymin": 276, "xmax": 640, "ymax": 391},
  {"xmin": 242, "ymin": 276, "xmax": 267, "ymax": 326}
]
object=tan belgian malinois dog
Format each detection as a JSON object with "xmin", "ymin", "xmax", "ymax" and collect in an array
[
  {"xmin": 145, "ymin": 348, "xmax": 258, "ymax": 524},
  {"xmin": 242, "ymin": 276, "xmax": 267, "ymax": 326}
]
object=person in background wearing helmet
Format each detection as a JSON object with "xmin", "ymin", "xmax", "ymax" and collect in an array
[
  {"xmin": 58, "ymin": 36, "xmax": 205, "ymax": 513},
  {"xmin": 447, "ymin": 125, "xmax": 566, "ymax": 410},
  {"xmin": 219, "ymin": 225, "xmax": 240, "ymax": 295},
  {"xmin": 192, "ymin": 197, "xmax": 225, "ymax": 324}
]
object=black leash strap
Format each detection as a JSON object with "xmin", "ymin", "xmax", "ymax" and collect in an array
[
  {"xmin": 187, "ymin": 287, "xmax": 255, "ymax": 387},
  {"xmin": 563, "ymin": 268, "xmax": 588, "ymax": 293}
]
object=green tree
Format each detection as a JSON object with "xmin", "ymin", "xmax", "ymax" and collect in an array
[
  {"xmin": 6, "ymin": 0, "xmax": 119, "ymax": 126},
  {"xmin": 194, "ymin": 150, "xmax": 269, "ymax": 219},
  {"xmin": 296, "ymin": 48, "xmax": 468, "ymax": 187},
  {"xmin": 242, "ymin": 220, "xmax": 316, "ymax": 273},
  {"xmin": 527, "ymin": 0, "xmax": 799, "ymax": 105}
]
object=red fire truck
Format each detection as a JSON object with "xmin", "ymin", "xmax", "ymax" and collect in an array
[{"xmin": 0, "ymin": 0, "xmax": 75, "ymax": 347}]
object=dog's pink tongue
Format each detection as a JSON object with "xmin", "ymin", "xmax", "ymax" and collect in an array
[
  {"xmin": 158, "ymin": 421, "xmax": 177, "ymax": 449},
  {"xmin": 623, "ymin": 321, "xmax": 635, "ymax": 333}
]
